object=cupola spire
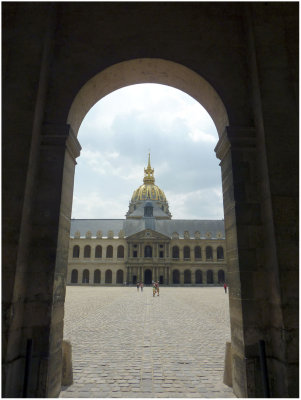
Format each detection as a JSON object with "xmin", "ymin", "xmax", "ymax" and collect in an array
[{"xmin": 143, "ymin": 153, "xmax": 155, "ymax": 184}]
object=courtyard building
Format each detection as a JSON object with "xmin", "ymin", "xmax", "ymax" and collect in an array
[{"xmin": 68, "ymin": 155, "xmax": 227, "ymax": 286}]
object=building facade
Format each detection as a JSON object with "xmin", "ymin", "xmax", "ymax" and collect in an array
[{"xmin": 67, "ymin": 156, "xmax": 227, "ymax": 285}]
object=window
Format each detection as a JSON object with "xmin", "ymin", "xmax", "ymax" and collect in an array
[
  {"xmin": 144, "ymin": 245, "xmax": 152, "ymax": 258},
  {"xmin": 71, "ymin": 269, "xmax": 78, "ymax": 283},
  {"xmin": 117, "ymin": 245, "xmax": 124, "ymax": 258},
  {"xmin": 84, "ymin": 245, "xmax": 91, "ymax": 258},
  {"xmin": 106, "ymin": 245, "xmax": 113, "ymax": 258},
  {"xmin": 184, "ymin": 246, "xmax": 190, "ymax": 259},
  {"xmin": 159, "ymin": 251, "xmax": 164, "ymax": 258},
  {"xmin": 73, "ymin": 245, "xmax": 80, "ymax": 258},
  {"xmin": 172, "ymin": 246, "xmax": 179, "ymax": 259},
  {"xmin": 207, "ymin": 270, "xmax": 213, "ymax": 284},
  {"xmin": 95, "ymin": 245, "xmax": 102, "ymax": 258},
  {"xmin": 195, "ymin": 270, "xmax": 202, "ymax": 284},
  {"xmin": 144, "ymin": 203, "xmax": 153, "ymax": 217},
  {"xmin": 116, "ymin": 269, "xmax": 123, "ymax": 284},
  {"xmin": 184, "ymin": 269, "xmax": 191, "ymax": 283},
  {"xmin": 82, "ymin": 269, "xmax": 89, "ymax": 283},
  {"xmin": 173, "ymin": 269, "xmax": 180, "ymax": 284},
  {"xmin": 218, "ymin": 269, "xmax": 225, "ymax": 283},
  {"xmin": 94, "ymin": 269, "xmax": 101, "ymax": 283},
  {"xmin": 133, "ymin": 250, "xmax": 138, "ymax": 258},
  {"xmin": 194, "ymin": 246, "xmax": 202, "ymax": 259},
  {"xmin": 105, "ymin": 269, "xmax": 112, "ymax": 283},
  {"xmin": 217, "ymin": 246, "xmax": 224, "ymax": 260},
  {"xmin": 206, "ymin": 246, "xmax": 213, "ymax": 260}
]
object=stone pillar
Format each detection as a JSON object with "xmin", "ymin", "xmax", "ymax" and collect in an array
[
  {"xmin": 179, "ymin": 247, "xmax": 183, "ymax": 261},
  {"xmin": 112, "ymin": 270, "xmax": 116, "ymax": 285},
  {"xmin": 179, "ymin": 269, "xmax": 184, "ymax": 284},
  {"xmin": 191, "ymin": 269, "xmax": 196, "ymax": 284},
  {"xmin": 126, "ymin": 266, "xmax": 130, "ymax": 283},
  {"xmin": 25, "ymin": 124, "xmax": 80, "ymax": 396},
  {"xmin": 215, "ymin": 126, "xmax": 265, "ymax": 397},
  {"xmin": 213, "ymin": 247, "xmax": 217, "ymax": 262}
]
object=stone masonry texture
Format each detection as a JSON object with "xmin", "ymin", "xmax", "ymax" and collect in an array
[{"xmin": 60, "ymin": 286, "xmax": 234, "ymax": 398}]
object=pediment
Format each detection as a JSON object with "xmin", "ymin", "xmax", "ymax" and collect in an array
[{"xmin": 127, "ymin": 229, "xmax": 170, "ymax": 241}]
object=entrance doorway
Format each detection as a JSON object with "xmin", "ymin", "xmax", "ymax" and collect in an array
[{"xmin": 144, "ymin": 269, "xmax": 152, "ymax": 284}]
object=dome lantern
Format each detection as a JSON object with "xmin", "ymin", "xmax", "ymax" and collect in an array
[{"xmin": 143, "ymin": 153, "xmax": 155, "ymax": 184}]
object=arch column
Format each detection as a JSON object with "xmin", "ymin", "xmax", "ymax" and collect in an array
[
  {"xmin": 191, "ymin": 269, "xmax": 196, "ymax": 284},
  {"xmin": 215, "ymin": 126, "xmax": 265, "ymax": 397},
  {"xmin": 26, "ymin": 123, "xmax": 81, "ymax": 395}
]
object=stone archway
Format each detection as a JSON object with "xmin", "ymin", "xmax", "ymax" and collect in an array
[
  {"xmin": 3, "ymin": 4, "xmax": 298, "ymax": 398},
  {"xmin": 67, "ymin": 58, "xmax": 229, "ymax": 138}
]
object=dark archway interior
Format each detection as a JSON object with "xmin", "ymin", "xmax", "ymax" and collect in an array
[{"xmin": 144, "ymin": 269, "xmax": 152, "ymax": 284}]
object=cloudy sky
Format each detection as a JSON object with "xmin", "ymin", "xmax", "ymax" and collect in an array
[{"xmin": 72, "ymin": 83, "xmax": 224, "ymax": 220}]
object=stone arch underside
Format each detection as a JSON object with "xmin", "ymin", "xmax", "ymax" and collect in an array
[{"xmin": 67, "ymin": 58, "xmax": 229, "ymax": 137}]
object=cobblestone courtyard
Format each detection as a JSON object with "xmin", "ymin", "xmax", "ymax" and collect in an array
[{"xmin": 60, "ymin": 287, "xmax": 234, "ymax": 398}]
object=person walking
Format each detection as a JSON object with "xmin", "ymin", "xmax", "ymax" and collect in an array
[
  {"xmin": 140, "ymin": 282, "xmax": 144, "ymax": 292},
  {"xmin": 136, "ymin": 282, "xmax": 139, "ymax": 291},
  {"xmin": 155, "ymin": 281, "xmax": 160, "ymax": 296},
  {"xmin": 224, "ymin": 282, "xmax": 227, "ymax": 293},
  {"xmin": 152, "ymin": 281, "xmax": 156, "ymax": 297}
]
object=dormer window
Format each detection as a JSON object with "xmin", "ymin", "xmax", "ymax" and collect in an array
[{"xmin": 144, "ymin": 202, "xmax": 153, "ymax": 217}]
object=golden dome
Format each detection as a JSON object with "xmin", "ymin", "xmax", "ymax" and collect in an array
[{"xmin": 130, "ymin": 154, "xmax": 167, "ymax": 202}]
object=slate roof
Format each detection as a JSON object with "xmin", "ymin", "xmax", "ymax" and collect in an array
[{"xmin": 70, "ymin": 218, "xmax": 225, "ymax": 239}]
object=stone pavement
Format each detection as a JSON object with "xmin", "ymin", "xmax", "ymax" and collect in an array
[{"xmin": 60, "ymin": 287, "xmax": 235, "ymax": 398}]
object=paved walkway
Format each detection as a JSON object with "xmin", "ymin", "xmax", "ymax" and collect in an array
[{"xmin": 60, "ymin": 286, "xmax": 234, "ymax": 398}]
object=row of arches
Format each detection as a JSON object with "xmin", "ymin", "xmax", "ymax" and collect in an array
[
  {"xmin": 70, "ymin": 268, "xmax": 226, "ymax": 285},
  {"xmin": 172, "ymin": 245, "xmax": 224, "ymax": 260},
  {"xmin": 72, "ymin": 244, "xmax": 225, "ymax": 260},
  {"xmin": 72, "ymin": 244, "xmax": 125, "ymax": 259},
  {"xmin": 71, "ymin": 269, "xmax": 124, "ymax": 284},
  {"xmin": 172, "ymin": 269, "xmax": 225, "ymax": 284}
]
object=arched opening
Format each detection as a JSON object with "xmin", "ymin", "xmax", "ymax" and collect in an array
[
  {"xmin": 95, "ymin": 245, "xmax": 102, "ymax": 258},
  {"xmin": 217, "ymin": 246, "xmax": 224, "ymax": 260},
  {"xmin": 183, "ymin": 246, "xmax": 190, "ymax": 260},
  {"xmin": 106, "ymin": 245, "xmax": 113, "ymax": 258},
  {"xmin": 73, "ymin": 245, "xmax": 80, "ymax": 258},
  {"xmin": 144, "ymin": 269, "xmax": 152, "ymax": 284},
  {"xmin": 173, "ymin": 269, "xmax": 180, "ymax": 284},
  {"xmin": 105, "ymin": 269, "xmax": 112, "ymax": 284},
  {"xmin": 94, "ymin": 269, "xmax": 101, "ymax": 284},
  {"xmin": 71, "ymin": 269, "xmax": 78, "ymax": 283},
  {"xmin": 116, "ymin": 269, "xmax": 124, "ymax": 284},
  {"xmin": 184, "ymin": 269, "xmax": 191, "ymax": 284},
  {"xmin": 207, "ymin": 270, "xmax": 213, "ymax": 284},
  {"xmin": 195, "ymin": 270, "xmax": 203, "ymax": 284},
  {"xmin": 218, "ymin": 270, "xmax": 225, "ymax": 283},
  {"xmin": 84, "ymin": 245, "xmax": 91, "ymax": 258},
  {"xmin": 194, "ymin": 246, "xmax": 202, "ymax": 259},
  {"xmin": 64, "ymin": 58, "xmax": 231, "ymax": 396},
  {"xmin": 82, "ymin": 269, "xmax": 89, "ymax": 284},
  {"xmin": 117, "ymin": 245, "xmax": 124, "ymax": 258},
  {"xmin": 144, "ymin": 245, "xmax": 152, "ymax": 258},
  {"xmin": 172, "ymin": 246, "xmax": 179, "ymax": 259},
  {"xmin": 206, "ymin": 246, "xmax": 213, "ymax": 261}
]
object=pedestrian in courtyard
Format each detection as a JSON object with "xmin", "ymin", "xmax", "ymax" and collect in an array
[
  {"xmin": 155, "ymin": 281, "xmax": 159, "ymax": 296},
  {"xmin": 140, "ymin": 281, "xmax": 144, "ymax": 292},
  {"xmin": 152, "ymin": 281, "xmax": 156, "ymax": 297},
  {"xmin": 136, "ymin": 282, "xmax": 139, "ymax": 291},
  {"xmin": 224, "ymin": 282, "xmax": 227, "ymax": 293}
]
